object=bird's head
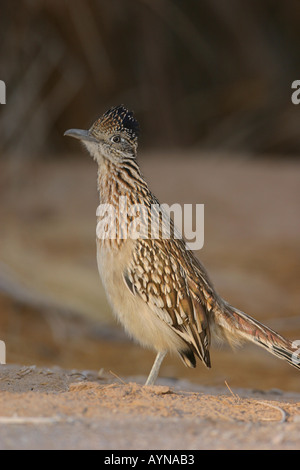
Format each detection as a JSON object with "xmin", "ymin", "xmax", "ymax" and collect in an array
[{"xmin": 64, "ymin": 105, "xmax": 139, "ymax": 164}]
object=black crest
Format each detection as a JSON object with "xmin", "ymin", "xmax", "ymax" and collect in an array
[{"xmin": 99, "ymin": 105, "xmax": 139, "ymax": 142}]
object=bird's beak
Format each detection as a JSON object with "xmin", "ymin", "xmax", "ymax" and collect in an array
[{"xmin": 64, "ymin": 128, "xmax": 98, "ymax": 143}]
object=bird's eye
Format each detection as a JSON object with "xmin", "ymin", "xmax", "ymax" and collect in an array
[{"xmin": 111, "ymin": 135, "xmax": 121, "ymax": 144}]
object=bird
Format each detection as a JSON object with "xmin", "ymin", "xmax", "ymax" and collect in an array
[{"xmin": 64, "ymin": 105, "xmax": 300, "ymax": 386}]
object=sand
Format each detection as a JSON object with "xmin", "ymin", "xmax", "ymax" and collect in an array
[{"xmin": 0, "ymin": 364, "xmax": 299, "ymax": 450}]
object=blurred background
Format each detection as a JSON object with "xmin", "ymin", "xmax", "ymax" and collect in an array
[{"xmin": 0, "ymin": 0, "xmax": 300, "ymax": 391}]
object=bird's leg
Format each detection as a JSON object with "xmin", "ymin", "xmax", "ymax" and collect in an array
[{"xmin": 145, "ymin": 351, "xmax": 167, "ymax": 386}]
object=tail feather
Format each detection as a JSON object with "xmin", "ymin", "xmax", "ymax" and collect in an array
[
  {"xmin": 179, "ymin": 348, "xmax": 197, "ymax": 368},
  {"xmin": 213, "ymin": 302, "xmax": 300, "ymax": 371}
]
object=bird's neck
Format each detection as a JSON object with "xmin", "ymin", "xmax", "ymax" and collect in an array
[
  {"xmin": 96, "ymin": 156, "xmax": 153, "ymax": 245},
  {"xmin": 97, "ymin": 156, "xmax": 149, "ymax": 207}
]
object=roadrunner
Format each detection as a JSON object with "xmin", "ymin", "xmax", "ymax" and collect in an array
[{"xmin": 65, "ymin": 105, "xmax": 300, "ymax": 385}]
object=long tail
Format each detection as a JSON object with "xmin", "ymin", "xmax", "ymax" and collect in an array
[{"xmin": 213, "ymin": 301, "xmax": 300, "ymax": 371}]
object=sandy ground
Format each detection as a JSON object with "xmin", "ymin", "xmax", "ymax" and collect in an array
[
  {"xmin": 0, "ymin": 152, "xmax": 300, "ymax": 449},
  {"xmin": 0, "ymin": 364, "xmax": 300, "ymax": 450}
]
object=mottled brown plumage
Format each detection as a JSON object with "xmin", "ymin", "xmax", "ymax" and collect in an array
[{"xmin": 65, "ymin": 105, "xmax": 300, "ymax": 385}]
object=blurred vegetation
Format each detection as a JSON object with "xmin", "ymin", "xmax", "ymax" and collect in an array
[{"xmin": 0, "ymin": 0, "xmax": 300, "ymax": 158}]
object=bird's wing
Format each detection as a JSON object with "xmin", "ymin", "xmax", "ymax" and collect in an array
[{"xmin": 123, "ymin": 237, "xmax": 211, "ymax": 367}]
